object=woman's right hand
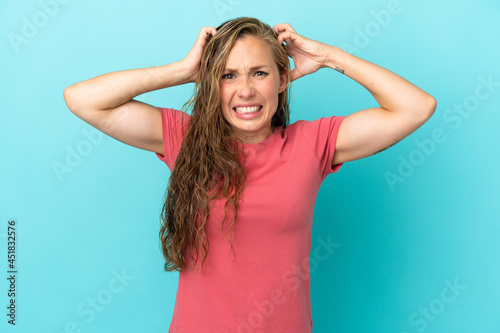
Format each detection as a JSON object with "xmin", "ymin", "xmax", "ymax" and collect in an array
[{"xmin": 180, "ymin": 26, "xmax": 217, "ymax": 83}]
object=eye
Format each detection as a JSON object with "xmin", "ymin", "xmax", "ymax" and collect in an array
[
  {"xmin": 255, "ymin": 71, "xmax": 268, "ymax": 77},
  {"xmin": 222, "ymin": 73, "xmax": 234, "ymax": 80}
]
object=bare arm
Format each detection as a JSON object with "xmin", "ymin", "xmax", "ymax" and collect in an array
[
  {"xmin": 328, "ymin": 47, "xmax": 437, "ymax": 166},
  {"xmin": 63, "ymin": 26, "xmax": 217, "ymax": 155},
  {"xmin": 273, "ymin": 23, "xmax": 437, "ymax": 167},
  {"xmin": 63, "ymin": 62, "xmax": 192, "ymax": 155}
]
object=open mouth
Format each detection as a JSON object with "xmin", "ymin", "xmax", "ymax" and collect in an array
[{"xmin": 233, "ymin": 105, "xmax": 263, "ymax": 114}]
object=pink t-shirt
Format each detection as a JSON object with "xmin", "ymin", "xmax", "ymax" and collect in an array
[{"xmin": 156, "ymin": 107, "xmax": 345, "ymax": 332}]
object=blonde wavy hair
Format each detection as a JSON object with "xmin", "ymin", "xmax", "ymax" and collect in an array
[{"xmin": 159, "ymin": 16, "xmax": 293, "ymax": 274}]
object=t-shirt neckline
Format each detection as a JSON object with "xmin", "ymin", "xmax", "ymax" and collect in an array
[{"xmin": 241, "ymin": 127, "xmax": 281, "ymax": 148}]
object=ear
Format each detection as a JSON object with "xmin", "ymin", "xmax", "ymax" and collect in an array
[{"xmin": 278, "ymin": 68, "xmax": 288, "ymax": 93}]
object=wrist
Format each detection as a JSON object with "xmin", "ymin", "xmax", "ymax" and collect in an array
[
  {"xmin": 176, "ymin": 60, "xmax": 197, "ymax": 84},
  {"xmin": 157, "ymin": 61, "xmax": 193, "ymax": 87},
  {"xmin": 325, "ymin": 46, "xmax": 350, "ymax": 72}
]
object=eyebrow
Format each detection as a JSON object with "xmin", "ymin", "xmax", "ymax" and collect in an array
[{"xmin": 223, "ymin": 65, "xmax": 269, "ymax": 72}]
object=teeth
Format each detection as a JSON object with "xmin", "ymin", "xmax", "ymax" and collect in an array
[{"xmin": 234, "ymin": 106, "xmax": 262, "ymax": 114}]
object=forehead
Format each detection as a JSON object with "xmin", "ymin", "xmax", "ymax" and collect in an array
[{"xmin": 224, "ymin": 36, "xmax": 275, "ymax": 69}]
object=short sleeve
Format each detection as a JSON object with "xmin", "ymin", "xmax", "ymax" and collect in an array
[
  {"xmin": 298, "ymin": 115, "xmax": 346, "ymax": 180},
  {"xmin": 155, "ymin": 107, "xmax": 190, "ymax": 171}
]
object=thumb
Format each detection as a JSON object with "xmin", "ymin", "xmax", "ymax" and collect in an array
[{"xmin": 290, "ymin": 68, "xmax": 303, "ymax": 82}]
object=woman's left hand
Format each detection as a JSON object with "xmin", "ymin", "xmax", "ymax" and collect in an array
[{"xmin": 273, "ymin": 23, "xmax": 333, "ymax": 81}]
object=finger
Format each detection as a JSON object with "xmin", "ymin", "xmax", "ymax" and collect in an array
[
  {"xmin": 200, "ymin": 26, "xmax": 216, "ymax": 39},
  {"xmin": 290, "ymin": 68, "xmax": 302, "ymax": 82},
  {"xmin": 273, "ymin": 23, "xmax": 295, "ymax": 33},
  {"xmin": 207, "ymin": 27, "xmax": 217, "ymax": 37},
  {"xmin": 276, "ymin": 30, "xmax": 298, "ymax": 45},
  {"xmin": 193, "ymin": 27, "xmax": 216, "ymax": 47},
  {"xmin": 273, "ymin": 23, "xmax": 296, "ymax": 35}
]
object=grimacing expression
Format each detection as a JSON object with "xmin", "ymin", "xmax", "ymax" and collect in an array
[{"xmin": 219, "ymin": 35, "xmax": 287, "ymax": 144}]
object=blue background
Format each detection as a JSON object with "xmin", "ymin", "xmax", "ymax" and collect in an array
[{"xmin": 1, "ymin": 0, "xmax": 499, "ymax": 332}]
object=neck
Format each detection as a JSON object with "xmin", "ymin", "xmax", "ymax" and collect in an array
[{"xmin": 234, "ymin": 126, "xmax": 275, "ymax": 144}]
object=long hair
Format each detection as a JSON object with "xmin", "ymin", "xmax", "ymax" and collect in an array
[{"xmin": 159, "ymin": 16, "xmax": 293, "ymax": 274}]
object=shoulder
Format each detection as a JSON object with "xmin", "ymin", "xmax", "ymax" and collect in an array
[
  {"xmin": 290, "ymin": 115, "xmax": 345, "ymax": 134},
  {"xmin": 158, "ymin": 107, "xmax": 190, "ymax": 121}
]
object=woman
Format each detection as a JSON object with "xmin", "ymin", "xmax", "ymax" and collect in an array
[{"xmin": 64, "ymin": 16, "xmax": 436, "ymax": 332}]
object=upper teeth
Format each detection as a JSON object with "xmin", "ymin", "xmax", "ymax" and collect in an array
[{"xmin": 234, "ymin": 106, "xmax": 262, "ymax": 113}]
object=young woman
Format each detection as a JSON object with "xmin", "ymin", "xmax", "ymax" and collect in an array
[{"xmin": 64, "ymin": 16, "xmax": 436, "ymax": 332}]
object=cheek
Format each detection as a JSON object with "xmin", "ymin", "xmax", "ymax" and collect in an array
[
  {"xmin": 264, "ymin": 80, "xmax": 280, "ymax": 96},
  {"xmin": 262, "ymin": 85, "xmax": 280, "ymax": 106},
  {"xmin": 220, "ymin": 95, "xmax": 232, "ymax": 120},
  {"xmin": 220, "ymin": 86, "xmax": 232, "ymax": 105}
]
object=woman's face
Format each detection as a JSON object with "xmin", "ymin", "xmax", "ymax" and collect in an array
[{"xmin": 220, "ymin": 35, "xmax": 287, "ymax": 144}]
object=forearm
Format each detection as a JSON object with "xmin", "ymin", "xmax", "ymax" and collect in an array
[
  {"xmin": 64, "ymin": 61, "xmax": 191, "ymax": 111},
  {"xmin": 325, "ymin": 46, "xmax": 436, "ymax": 116}
]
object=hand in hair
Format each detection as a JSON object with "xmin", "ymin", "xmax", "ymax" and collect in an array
[
  {"xmin": 273, "ymin": 23, "xmax": 333, "ymax": 82},
  {"xmin": 181, "ymin": 26, "xmax": 218, "ymax": 83}
]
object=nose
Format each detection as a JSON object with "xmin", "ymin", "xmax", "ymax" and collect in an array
[{"xmin": 236, "ymin": 78, "xmax": 255, "ymax": 99}]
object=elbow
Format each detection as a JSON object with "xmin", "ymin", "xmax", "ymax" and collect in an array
[
  {"xmin": 427, "ymin": 94, "xmax": 438, "ymax": 115},
  {"xmin": 63, "ymin": 85, "xmax": 80, "ymax": 114},
  {"xmin": 419, "ymin": 93, "xmax": 437, "ymax": 121}
]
